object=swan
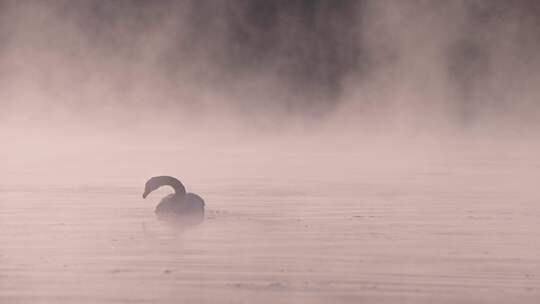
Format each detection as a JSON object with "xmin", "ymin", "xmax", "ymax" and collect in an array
[{"xmin": 142, "ymin": 176, "xmax": 205, "ymax": 223}]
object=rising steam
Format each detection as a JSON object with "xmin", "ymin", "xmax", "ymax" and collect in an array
[{"xmin": 1, "ymin": 0, "xmax": 540, "ymax": 142}]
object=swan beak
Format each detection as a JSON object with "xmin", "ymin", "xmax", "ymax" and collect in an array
[{"xmin": 142, "ymin": 190, "xmax": 149, "ymax": 199}]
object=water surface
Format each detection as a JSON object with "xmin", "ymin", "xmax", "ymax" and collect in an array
[{"xmin": 1, "ymin": 146, "xmax": 539, "ymax": 303}]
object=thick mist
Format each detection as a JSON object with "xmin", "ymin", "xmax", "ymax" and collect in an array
[
  {"xmin": 1, "ymin": 0, "xmax": 540, "ymax": 139},
  {"xmin": 2, "ymin": 0, "xmax": 540, "ymax": 193}
]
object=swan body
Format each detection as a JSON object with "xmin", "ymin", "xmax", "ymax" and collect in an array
[{"xmin": 143, "ymin": 176, "xmax": 204, "ymax": 223}]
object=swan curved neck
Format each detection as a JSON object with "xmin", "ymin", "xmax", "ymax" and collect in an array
[{"xmin": 155, "ymin": 176, "xmax": 186, "ymax": 197}]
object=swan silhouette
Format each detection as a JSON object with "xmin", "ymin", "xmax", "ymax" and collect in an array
[{"xmin": 142, "ymin": 176, "xmax": 205, "ymax": 223}]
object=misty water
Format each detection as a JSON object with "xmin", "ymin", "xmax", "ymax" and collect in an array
[
  {"xmin": 2, "ymin": 139, "xmax": 539, "ymax": 303},
  {"xmin": 3, "ymin": 1, "xmax": 540, "ymax": 303}
]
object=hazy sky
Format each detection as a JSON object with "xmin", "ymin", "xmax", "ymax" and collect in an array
[{"xmin": 1, "ymin": 0, "xmax": 540, "ymax": 135}]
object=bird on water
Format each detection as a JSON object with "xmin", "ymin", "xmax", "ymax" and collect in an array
[{"xmin": 142, "ymin": 176, "xmax": 205, "ymax": 223}]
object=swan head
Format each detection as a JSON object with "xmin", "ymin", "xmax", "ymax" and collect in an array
[{"xmin": 142, "ymin": 177, "xmax": 160, "ymax": 199}]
